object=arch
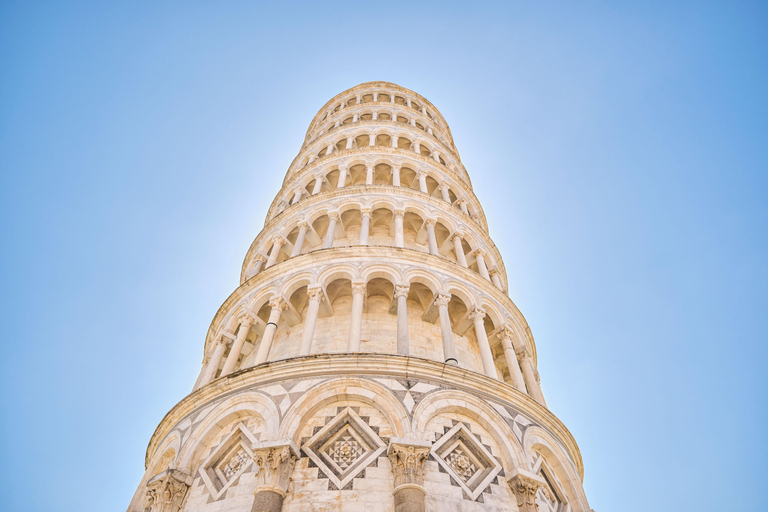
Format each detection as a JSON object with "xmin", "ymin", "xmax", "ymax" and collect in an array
[{"xmin": 278, "ymin": 377, "xmax": 410, "ymax": 442}]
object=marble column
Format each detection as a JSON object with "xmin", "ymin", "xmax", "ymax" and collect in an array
[
  {"xmin": 253, "ymin": 298, "xmax": 286, "ymax": 365},
  {"xmin": 387, "ymin": 438, "xmax": 432, "ymax": 512},
  {"xmin": 247, "ymin": 255, "xmax": 266, "ymax": 279},
  {"xmin": 359, "ymin": 209, "xmax": 371, "ymax": 245},
  {"xmin": 323, "ymin": 212, "xmax": 339, "ymax": 249},
  {"xmin": 366, "ymin": 164, "xmax": 374, "ymax": 185},
  {"xmin": 425, "ymin": 219, "xmax": 438, "ymax": 255},
  {"xmin": 439, "ymin": 183, "xmax": 451, "ymax": 203},
  {"xmin": 433, "ymin": 150, "xmax": 441, "ymax": 163},
  {"xmin": 265, "ymin": 237, "xmax": 285, "ymax": 269},
  {"xmin": 474, "ymin": 248, "xmax": 491, "ymax": 281},
  {"xmin": 221, "ymin": 314, "xmax": 255, "ymax": 376},
  {"xmin": 489, "ymin": 267, "xmax": 503, "ymax": 290},
  {"xmin": 435, "ymin": 293, "xmax": 457, "ymax": 365},
  {"xmin": 459, "ymin": 200, "xmax": 469, "ymax": 215},
  {"xmin": 368, "ymin": 132, "xmax": 376, "ymax": 146},
  {"xmin": 250, "ymin": 441, "xmax": 300, "ymax": 512},
  {"xmin": 394, "ymin": 210, "xmax": 405, "ymax": 248},
  {"xmin": 337, "ymin": 167, "xmax": 348, "ymax": 188},
  {"xmin": 517, "ymin": 347, "xmax": 546, "ymax": 405},
  {"xmin": 500, "ymin": 328, "xmax": 527, "ymax": 392},
  {"xmin": 311, "ymin": 174, "xmax": 324, "ymax": 194},
  {"xmin": 391, "ymin": 134, "xmax": 398, "ymax": 148},
  {"xmin": 347, "ymin": 281, "xmax": 366, "ymax": 352},
  {"xmin": 345, "ymin": 135, "xmax": 354, "ymax": 149},
  {"xmin": 394, "ymin": 285, "xmax": 410, "ymax": 355},
  {"xmin": 507, "ymin": 470, "xmax": 546, "ymax": 512},
  {"xmin": 290, "ymin": 188, "xmax": 302, "ymax": 205},
  {"xmin": 299, "ymin": 287, "xmax": 324, "ymax": 356},
  {"xmin": 452, "ymin": 234, "xmax": 468, "ymax": 267},
  {"xmin": 392, "ymin": 165, "xmax": 401, "ymax": 186},
  {"xmin": 470, "ymin": 308, "xmax": 499, "ymax": 379},
  {"xmin": 417, "ymin": 172, "xmax": 428, "ymax": 193},
  {"xmin": 198, "ymin": 337, "xmax": 229, "ymax": 386},
  {"xmin": 290, "ymin": 222, "xmax": 308, "ymax": 257},
  {"xmin": 412, "ymin": 140, "xmax": 421, "ymax": 155}
]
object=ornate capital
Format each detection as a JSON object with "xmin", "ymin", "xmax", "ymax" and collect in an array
[
  {"xmin": 499, "ymin": 327, "xmax": 515, "ymax": 348},
  {"xmin": 488, "ymin": 266, "xmax": 499, "ymax": 276},
  {"xmin": 451, "ymin": 231, "xmax": 464, "ymax": 242},
  {"xmin": 387, "ymin": 439, "xmax": 432, "ymax": 489},
  {"xmin": 272, "ymin": 236, "xmax": 286, "ymax": 247},
  {"xmin": 239, "ymin": 312, "xmax": 257, "ymax": 328},
  {"xmin": 297, "ymin": 220, "xmax": 309, "ymax": 230},
  {"xmin": 327, "ymin": 211, "xmax": 340, "ymax": 221},
  {"xmin": 425, "ymin": 218, "xmax": 436, "ymax": 227},
  {"xmin": 360, "ymin": 208, "xmax": 372, "ymax": 217},
  {"xmin": 434, "ymin": 292, "xmax": 451, "ymax": 308},
  {"xmin": 516, "ymin": 347, "xmax": 532, "ymax": 362},
  {"xmin": 268, "ymin": 296, "xmax": 287, "ymax": 312},
  {"xmin": 469, "ymin": 308, "xmax": 487, "ymax": 323},
  {"xmin": 252, "ymin": 441, "xmax": 300, "ymax": 496},
  {"xmin": 144, "ymin": 470, "xmax": 191, "ymax": 512},
  {"xmin": 393, "ymin": 209, "xmax": 405, "ymax": 219},
  {"xmin": 507, "ymin": 470, "xmax": 546, "ymax": 512},
  {"xmin": 351, "ymin": 282, "xmax": 367, "ymax": 295},
  {"xmin": 473, "ymin": 247, "xmax": 486, "ymax": 257},
  {"xmin": 307, "ymin": 286, "xmax": 325, "ymax": 302},
  {"xmin": 394, "ymin": 285, "xmax": 410, "ymax": 299}
]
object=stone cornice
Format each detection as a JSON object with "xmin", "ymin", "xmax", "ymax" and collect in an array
[{"xmin": 145, "ymin": 354, "xmax": 584, "ymax": 481}]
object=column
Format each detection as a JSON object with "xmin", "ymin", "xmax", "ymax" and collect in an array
[
  {"xmin": 299, "ymin": 287, "xmax": 324, "ymax": 356},
  {"xmin": 435, "ymin": 293, "xmax": 457, "ymax": 365},
  {"xmin": 394, "ymin": 210, "xmax": 405, "ymax": 248},
  {"xmin": 368, "ymin": 132, "xmax": 376, "ymax": 146},
  {"xmin": 250, "ymin": 441, "xmax": 300, "ymax": 512},
  {"xmin": 388, "ymin": 439, "xmax": 432, "ymax": 512},
  {"xmin": 221, "ymin": 314, "xmax": 255, "ymax": 376},
  {"xmin": 265, "ymin": 237, "xmax": 285, "ymax": 269},
  {"xmin": 144, "ymin": 470, "xmax": 190, "ymax": 512},
  {"xmin": 439, "ymin": 183, "xmax": 451, "ymax": 202},
  {"xmin": 253, "ymin": 298, "xmax": 286, "ymax": 365},
  {"xmin": 452, "ymin": 234, "xmax": 468, "ymax": 267},
  {"xmin": 507, "ymin": 470, "xmax": 546, "ymax": 512},
  {"xmin": 311, "ymin": 174, "xmax": 324, "ymax": 194},
  {"xmin": 417, "ymin": 172, "xmax": 428, "ymax": 193},
  {"xmin": 290, "ymin": 188, "xmax": 302, "ymax": 205},
  {"xmin": 372, "ymin": 92, "xmax": 378, "ymax": 102},
  {"xmin": 359, "ymin": 209, "xmax": 371, "ymax": 246},
  {"xmin": 391, "ymin": 133, "xmax": 398, "ymax": 148},
  {"xmin": 406, "ymin": 98, "xmax": 412, "ymax": 108},
  {"xmin": 352, "ymin": 113, "xmax": 359, "ymax": 123},
  {"xmin": 425, "ymin": 219, "xmax": 438, "ymax": 255},
  {"xmin": 517, "ymin": 348, "xmax": 546, "ymax": 405},
  {"xmin": 355, "ymin": 93, "xmax": 361, "ymax": 104},
  {"xmin": 247, "ymin": 255, "xmax": 266, "ymax": 279},
  {"xmin": 470, "ymin": 308, "xmax": 499, "ymax": 379},
  {"xmin": 372, "ymin": 111, "xmax": 378, "ymax": 120},
  {"xmin": 347, "ymin": 281, "xmax": 366, "ymax": 352},
  {"xmin": 345, "ymin": 135, "xmax": 354, "ymax": 149},
  {"xmin": 325, "ymin": 142, "xmax": 334, "ymax": 156},
  {"xmin": 198, "ymin": 337, "xmax": 228, "ymax": 386},
  {"xmin": 433, "ymin": 150, "xmax": 441, "ymax": 163},
  {"xmin": 290, "ymin": 221, "xmax": 309, "ymax": 257},
  {"xmin": 489, "ymin": 267, "xmax": 503, "ymax": 290},
  {"xmin": 366, "ymin": 164, "xmax": 374, "ymax": 185},
  {"xmin": 394, "ymin": 285, "xmax": 409, "ymax": 355},
  {"xmin": 459, "ymin": 200, "xmax": 469, "ymax": 215},
  {"xmin": 392, "ymin": 164, "xmax": 401, "ymax": 186},
  {"xmin": 474, "ymin": 248, "xmax": 491, "ymax": 281},
  {"xmin": 500, "ymin": 328, "xmax": 527, "ymax": 392},
  {"xmin": 412, "ymin": 140, "xmax": 421, "ymax": 155},
  {"xmin": 323, "ymin": 212, "xmax": 339, "ymax": 249},
  {"xmin": 337, "ymin": 167, "xmax": 348, "ymax": 188},
  {"xmin": 307, "ymin": 154, "xmax": 317, "ymax": 165}
]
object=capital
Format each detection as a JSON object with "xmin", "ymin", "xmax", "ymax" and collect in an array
[
  {"xmin": 351, "ymin": 281, "xmax": 367, "ymax": 295},
  {"xmin": 469, "ymin": 308, "xmax": 487, "ymax": 323},
  {"xmin": 252, "ymin": 440, "xmax": 300, "ymax": 496},
  {"xmin": 516, "ymin": 347, "xmax": 532, "ymax": 362},
  {"xmin": 451, "ymin": 230, "xmax": 465, "ymax": 241},
  {"xmin": 297, "ymin": 220, "xmax": 309, "ymax": 230},
  {"xmin": 393, "ymin": 209, "xmax": 405, "ymax": 219},
  {"xmin": 394, "ymin": 285, "xmax": 410, "ymax": 299},
  {"xmin": 387, "ymin": 438, "xmax": 432, "ymax": 488},
  {"xmin": 473, "ymin": 247, "xmax": 486, "ymax": 257},
  {"xmin": 272, "ymin": 236, "xmax": 286, "ymax": 247},
  {"xmin": 488, "ymin": 266, "xmax": 499, "ymax": 276},
  {"xmin": 360, "ymin": 208, "xmax": 372, "ymax": 217},
  {"xmin": 434, "ymin": 292, "xmax": 451, "ymax": 308},
  {"xmin": 239, "ymin": 311, "xmax": 257, "ymax": 327},
  {"xmin": 425, "ymin": 218, "xmax": 436, "ymax": 227},
  {"xmin": 268, "ymin": 297, "xmax": 287, "ymax": 312},
  {"xmin": 327, "ymin": 211, "xmax": 340, "ymax": 221},
  {"xmin": 307, "ymin": 286, "xmax": 325, "ymax": 302},
  {"xmin": 507, "ymin": 470, "xmax": 546, "ymax": 512}
]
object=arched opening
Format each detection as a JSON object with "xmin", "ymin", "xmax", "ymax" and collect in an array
[
  {"xmin": 378, "ymin": 93, "xmax": 391, "ymax": 103},
  {"xmin": 342, "ymin": 116, "xmax": 354, "ymax": 126},
  {"xmin": 373, "ymin": 163, "xmax": 392, "ymax": 185},
  {"xmin": 340, "ymin": 208, "xmax": 362, "ymax": 245},
  {"xmin": 397, "ymin": 137, "xmax": 412, "ymax": 150},
  {"xmin": 419, "ymin": 144, "xmax": 431, "ymax": 158},
  {"xmin": 369, "ymin": 208, "xmax": 394, "ymax": 246},
  {"xmin": 355, "ymin": 134, "xmax": 369, "ymax": 148},
  {"xmin": 378, "ymin": 112, "xmax": 392, "ymax": 121},
  {"xmin": 361, "ymin": 93, "xmax": 373, "ymax": 103},
  {"xmin": 400, "ymin": 166, "xmax": 420, "ymax": 191},
  {"xmin": 348, "ymin": 164, "xmax": 367, "ymax": 186},
  {"xmin": 396, "ymin": 115, "xmax": 409, "ymax": 124},
  {"xmin": 402, "ymin": 211, "xmax": 427, "ymax": 252},
  {"xmin": 324, "ymin": 169, "xmax": 340, "ymax": 189},
  {"xmin": 360, "ymin": 113, "xmax": 373, "ymax": 121},
  {"xmin": 375, "ymin": 133, "xmax": 391, "ymax": 147},
  {"xmin": 363, "ymin": 277, "xmax": 396, "ymax": 354},
  {"xmin": 425, "ymin": 175, "xmax": 440, "ymax": 196},
  {"xmin": 394, "ymin": 96, "xmax": 407, "ymax": 106}
]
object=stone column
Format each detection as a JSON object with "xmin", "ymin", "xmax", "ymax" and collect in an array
[
  {"xmin": 253, "ymin": 298, "xmax": 286, "ymax": 365},
  {"xmin": 323, "ymin": 212, "xmax": 339, "ymax": 249},
  {"xmin": 417, "ymin": 172, "xmax": 428, "ymax": 193},
  {"xmin": 337, "ymin": 166, "xmax": 348, "ymax": 188},
  {"xmin": 368, "ymin": 132, "xmax": 376, "ymax": 146},
  {"xmin": 247, "ymin": 255, "xmax": 266, "ymax": 279},
  {"xmin": 425, "ymin": 219, "xmax": 438, "ymax": 255},
  {"xmin": 391, "ymin": 134, "xmax": 399, "ymax": 148},
  {"xmin": 470, "ymin": 308, "xmax": 499, "ymax": 379},
  {"xmin": 439, "ymin": 183, "xmax": 451, "ymax": 202},
  {"xmin": 290, "ymin": 221, "xmax": 309, "ymax": 257},
  {"xmin": 290, "ymin": 188, "xmax": 302, "ymax": 205},
  {"xmin": 347, "ymin": 281, "xmax": 366, "ymax": 352},
  {"xmin": 394, "ymin": 210, "xmax": 405, "ymax": 248},
  {"xmin": 395, "ymin": 285, "xmax": 410, "ymax": 355},
  {"xmin": 221, "ymin": 314, "xmax": 255, "ymax": 376},
  {"xmin": 452, "ymin": 234, "xmax": 468, "ymax": 267},
  {"xmin": 366, "ymin": 163, "xmax": 374, "ymax": 185},
  {"xmin": 517, "ymin": 347, "xmax": 546, "ymax": 405},
  {"xmin": 198, "ymin": 337, "xmax": 229, "ymax": 386},
  {"xmin": 435, "ymin": 293, "xmax": 457, "ymax": 365},
  {"xmin": 500, "ymin": 328, "xmax": 527, "ymax": 392},
  {"xmin": 392, "ymin": 164, "xmax": 401, "ymax": 186},
  {"xmin": 507, "ymin": 470, "xmax": 546, "ymax": 512},
  {"xmin": 372, "ymin": 111, "xmax": 378, "ymax": 120},
  {"xmin": 474, "ymin": 248, "xmax": 491, "ymax": 281},
  {"xmin": 387, "ymin": 438, "xmax": 432, "ymax": 512},
  {"xmin": 311, "ymin": 174, "xmax": 324, "ymax": 194},
  {"xmin": 345, "ymin": 135, "xmax": 354, "ymax": 149},
  {"xmin": 265, "ymin": 237, "xmax": 285, "ymax": 269},
  {"xmin": 489, "ymin": 267, "xmax": 503, "ymax": 290},
  {"xmin": 355, "ymin": 93, "xmax": 362, "ymax": 104},
  {"xmin": 372, "ymin": 92, "xmax": 378, "ymax": 102},
  {"xmin": 412, "ymin": 140, "xmax": 421, "ymax": 155},
  {"xmin": 299, "ymin": 286, "xmax": 324, "ymax": 356},
  {"xmin": 325, "ymin": 142, "xmax": 334, "ymax": 156},
  {"xmin": 459, "ymin": 200, "xmax": 469, "ymax": 215},
  {"xmin": 359, "ymin": 209, "xmax": 371, "ymax": 245},
  {"xmin": 144, "ymin": 469, "xmax": 192, "ymax": 512},
  {"xmin": 433, "ymin": 150, "xmax": 441, "ymax": 163},
  {"xmin": 353, "ymin": 113, "xmax": 359, "ymax": 122},
  {"xmin": 250, "ymin": 441, "xmax": 300, "ymax": 512}
]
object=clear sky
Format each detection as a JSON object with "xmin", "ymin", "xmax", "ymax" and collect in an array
[{"xmin": 1, "ymin": 1, "xmax": 766, "ymax": 511}]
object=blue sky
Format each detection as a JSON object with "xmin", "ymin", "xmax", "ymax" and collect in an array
[{"xmin": 1, "ymin": 1, "xmax": 766, "ymax": 511}]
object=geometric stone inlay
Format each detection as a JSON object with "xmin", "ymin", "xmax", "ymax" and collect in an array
[
  {"xmin": 431, "ymin": 423, "xmax": 501, "ymax": 500},
  {"xmin": 199, "ymin": 424, "xmax": 259, "ymax": 500},
  {"xmin": 303, "ymin": 407, "xmax": 386, "ymax": 489}
]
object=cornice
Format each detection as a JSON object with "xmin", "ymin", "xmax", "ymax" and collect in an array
[{"xmin": 145, "ymin": 354, "xmax": 583, "ymax": 481}]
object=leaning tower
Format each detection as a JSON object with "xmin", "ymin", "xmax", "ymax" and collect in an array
[{"xmin": 129, "ymin": 82, "xmax": 593, "ymax": 512}]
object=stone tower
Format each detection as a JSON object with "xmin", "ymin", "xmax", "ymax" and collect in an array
[{"xmin": 129, "ymin": 82, "xmax": 593, "ymax": 512}]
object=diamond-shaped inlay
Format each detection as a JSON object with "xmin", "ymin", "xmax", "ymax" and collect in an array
[
  {"xmin": 199, "ymin": 424, "xmax": 259, "ymax": 500},
  {"xmin": 432, "ymin": 423, "xmax": 501, "ymax": 500},
  {"xmin": 303, "ymin": 407, "xmax": 386, "ymax": 489}
]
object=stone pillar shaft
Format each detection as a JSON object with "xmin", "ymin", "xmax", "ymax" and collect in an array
[
  {"xmin": 347, "ymin": 282, "xmax": 366, "ymax": 351},
  {"xmin": 395, "ymin": 286, "xmax": 409, "ymax": 355},
  {"xmin": 426, "ymin": 221, "xmax": 438, "ymax": 255},
  {"xmin": 221, "ymin": 317, "xmax": 253, "ymax": 376},
  {"xmin": 323, "ymin": 214, "xmax": 338, "ymax": 249},
  {"xmin": 436, "ymin": 294, "xmax": 457, "ymax": 364},
  {"xmin": 299, "ymin": 287, "xmax": 323, "ymax": 356},
  {"xmin": 199, "ymin": 339, "xmax": 227, "ymax": 386},
  {"xmin": 253, "ymin": 299, "xmax": 285, "ymax": 365},
  {"xmin": 394, "ymin": 211, "xmax": 405, "ymax": 248},
  {"xmin": 359, "ymin": 211, "xmax": 370, "ymax": 245},
  {"xmin": 471, "ymin": 309, "xmax": 498, "ymax": 379},
  {"xmin": 291, "ymin": 223, "xmax": 308, "ymax": 257},
  {"xmin": 453, "ymin": 235, "xmax": 468, "ymax": 267}
]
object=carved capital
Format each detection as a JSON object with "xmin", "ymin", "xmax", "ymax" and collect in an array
[
  {"xmin": 360, "ymin": 208, "xmax": 372, "ymax": 217},
  {"xmin": 144, "ymin": 470, "xmax": 191, "ymax": 512},
  {"xmin": 307, "ymin": 286, "xmax": 325, "ymax": 302},
  {"xmin": 393, "ymin": 209, "xmax": 405, "ymax": 219},
  {"xmin": 394, "ymin": 285, "xmax": 410, "ymax": 299},
  {"xmin": 239, "ymin": 312, "xmax": 257, "ymax": 329},
  {"xmin": 516, "ymin": 347, "xmax": 532, "ymax": 362},
  {"xmin": 327, "ymin": 211, "xmax": 340, "ymax": 221},
  {"xmin": 473, "ymin": 247, "xmax": 486, "ymax": 257},
  {"xmin": 268, "ymin": 297, "xmax": 287, "ymax": 312},
  {"xmin": 499, "ymin": 327, "xmax": 515, "ymax": 348},
  {"xmin": 507, "ymin": 470, "xmax": 546, "ymax": 512},
  {"xmin": 351, "ymin": 282, "xmax": 367, "ymax": 295},
  {"xmin": 297, "ymin": 220, "xmax": 309, "ymax": 230},
  {"xmin": 252, "ymin": 441, "xmax": 300, "ymax": 496},
  {"xmin": 425, "ymin": 218, "xmax": 436, "ymax": 228},
  {"xmin": 387, "ymin": 438, "xmax": 432, "ymax": 489},
  {"xmin": 271, "ymin": 236, "xmax": 286, "ymax": 247},
  {"xmin": 451, "ymin": 231, "xmax": 465, "ymax": 242},
  {"xmin": 434, "ymin": 292, "xmax": 451, "ymax": 308},
  {"xmin": 469, "ymin": 307, "xmax": 487, "ymax": 323}
]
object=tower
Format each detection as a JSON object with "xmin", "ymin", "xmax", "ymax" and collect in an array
[{"xmin": 129, "ymin": 82, "xmax": 593, "ymax": 512}]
